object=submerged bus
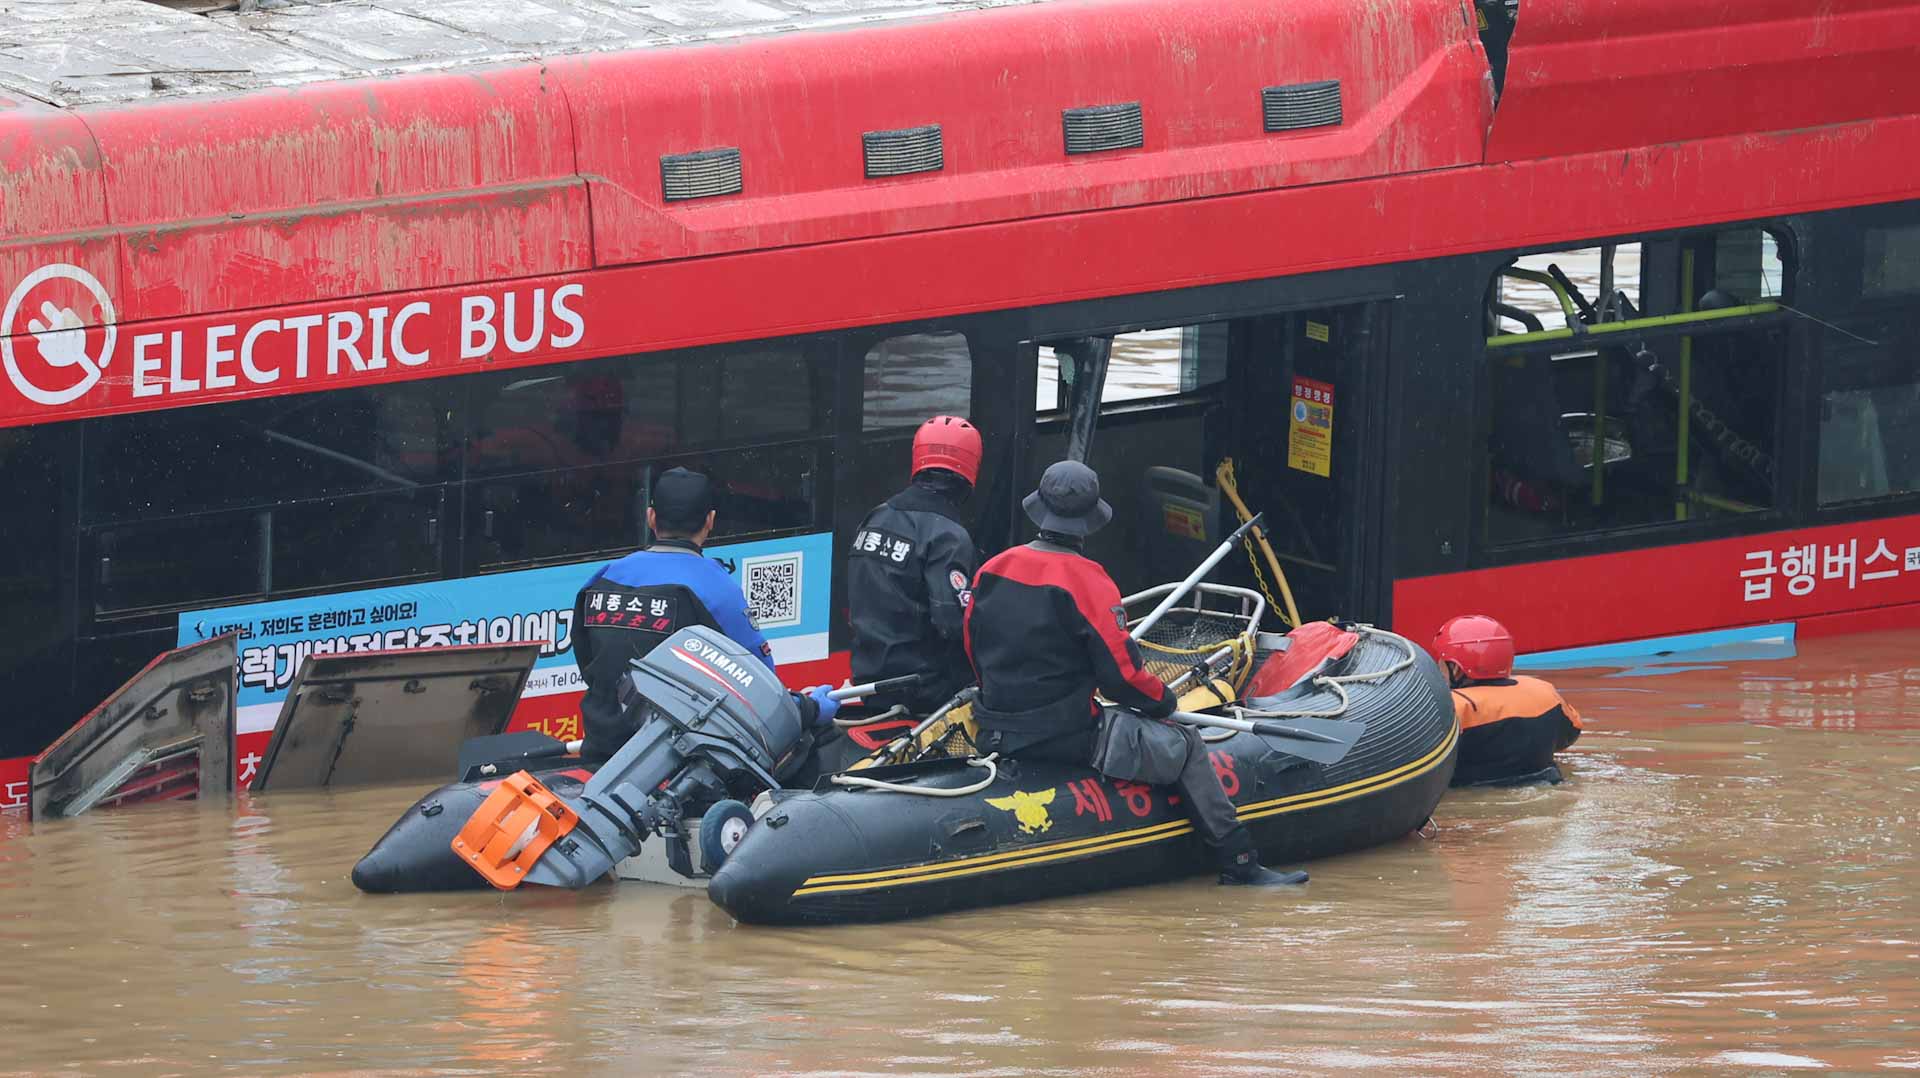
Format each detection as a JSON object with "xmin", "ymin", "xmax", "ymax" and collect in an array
[{"xmin": 3, "ymin": 0, "xmax": 1918, "ymax": 804}]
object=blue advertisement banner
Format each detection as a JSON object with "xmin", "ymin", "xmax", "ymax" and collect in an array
[{"xmin": 178, "ymin": 532, "xmax": 833, "ymax": 732}]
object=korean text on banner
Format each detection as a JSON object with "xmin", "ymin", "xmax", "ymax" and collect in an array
[{"xmin": 179, "ymin": 532, "xmax": 834, "ymax": 785}]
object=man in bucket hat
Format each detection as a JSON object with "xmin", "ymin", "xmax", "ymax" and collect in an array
[{"xmin": 964, "ymin": 460, "xmax": 1307, "ymax": 886}]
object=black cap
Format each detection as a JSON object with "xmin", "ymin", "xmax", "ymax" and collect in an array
[
  {"xmin": 651, "ymin": 467, "xmax": 714, "ymax": 533},
  {"xmin": 1023, "ymin": 459, "xmax": 1113, "ymax": 537}
]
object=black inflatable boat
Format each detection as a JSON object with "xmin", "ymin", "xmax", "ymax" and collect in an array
[
  {"xmin": 352, "ymin": 579, "xmax": 1455, "ymax": 914},
  {"xmin": 350, "ymin": 721, "xmax": 885, "ymax": 893},
  {"xmin": 353, "ymin": 757, "xmax": 597, "ymax": 892},
  {"xmin": 707, "ymin": 627, "xmax": 1457, "ymax": 925}
]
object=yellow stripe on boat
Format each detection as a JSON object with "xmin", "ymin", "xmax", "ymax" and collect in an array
[
  {"xmin": 792, "ymin": 722, "xmax": 1457, "ymax": 898},
  {"xmin": 797, "ymin": 819, "xmax": 1193, "ymax": 888}
]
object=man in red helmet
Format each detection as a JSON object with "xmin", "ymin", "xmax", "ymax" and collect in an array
[
  {"xmin": 847, "ymin": 416, "xmax": 984, "ymax": 715},
  {"xmin": 1431, "ymin": 614, "xmax": 1584, "ymax": 786}
]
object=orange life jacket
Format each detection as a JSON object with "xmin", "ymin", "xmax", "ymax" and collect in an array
[
  {"xmin": 1451, "ymin": 676, "xmax": 1583, "ymax": 731},
  {"xmin": 1449, "ymin": 675, "xmax": 1583, "ymax": 787}
]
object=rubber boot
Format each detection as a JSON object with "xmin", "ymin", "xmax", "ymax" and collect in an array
[{"xmin": 1217, "ymin": 849, "xmax": 1308, "ymax": 887}]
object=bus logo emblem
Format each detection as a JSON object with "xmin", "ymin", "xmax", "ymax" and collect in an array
[{"xmin": 2, "ymin": 263, "xmax": 118, "ymax": 407}]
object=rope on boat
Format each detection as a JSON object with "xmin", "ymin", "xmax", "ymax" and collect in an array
[
  {"xmin": 1231, "ymin": 626, "xmax": 1419, "ymax": 723},
  {"xmin": 829, "ymin": 754, "xmax": 1000, "ymax": 797},
  {"xmin": 834, "ymin": 704, "xmax": 910, "ymax": 729}
]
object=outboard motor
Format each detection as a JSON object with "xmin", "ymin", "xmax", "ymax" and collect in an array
[{"xmin": 451, "ymin": 625, "xmax": 808, "ymax": 890}]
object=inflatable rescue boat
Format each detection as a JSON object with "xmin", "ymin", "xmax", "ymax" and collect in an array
[
  {"xmin": 353, "ymin": 754, "xmax": 596, "ymax": 892},
  {"xmin": 350, "ymin": 707, "xmax": 884, "ymax": 893},
  {"xmin": 353, "ymin": 520, "xmax": 1455, "ymax": 915},
  {"xmin": 708, "ymin": 617, "xmax": 1456, "ymax": 924}
]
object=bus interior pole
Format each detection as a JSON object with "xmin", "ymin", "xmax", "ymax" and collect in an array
[{"xmin": 1062, "ymin": 336, "xmax": 1113, "ymax": 463}]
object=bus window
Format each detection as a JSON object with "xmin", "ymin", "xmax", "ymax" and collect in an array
[
  {"xmin": 81, "ymin": 382, "xmax": 459, "ymax": 619},
  {"xmin": 1036, "ymin": 325, "xmax": 1227, "ymax": 412},
  {"xmin": 1495, "ymin": 244, "xmax": 1644, "ymax": 334},
  {"xmin": 862, "ymin": 332, "xmax": 971, "ymax": 431},
  {"xmin": 1862, "ymin": 223, "xmax": 1920, "ymax": 297},
  {"xmin": 271, "ymin": 489, "xmax": 446, "ymax": 593},
  {"xmin": 92, "ymin": 513, "xmax": 265, "ymax": 616},
  {"xmin": 468, "ymin": 361, "xmax": 676, "ymax": 478},
  {"xmin": 1484, "ymin": 227, "xmax": 1792, "ymax": 545},
  {"xmin": 1030, "ymin": 322, "xmax": 1230, "ymax": 594},
  {"xmin": 719, "ymin": 348, "xmax": 819, "ymax": 441},
  {"xmin": 83, "ymin": 380, "xmax": 458, "ymax": 522},
  {"xmin": 467, "ymin": 444, "xmax": 821, "ymax": 569},
  {"xmin": 844, "ymin": 332, "xmax": 976, "ymax": 549},
  {"xmin": 1036, "ymin": 349, "xmax": 1061, "ymax": 413},
  {"xmin": 1494, "ymin": 231, "xmax": 1783, "ymax": 335},
  {"xmin": 0, "ymin": 425, "xmax": 73, "ymax": 756},
  {"xmin": 90, "ymin": 488, "xmax": 449, "ymax": 618},
  {"xmin": 465, "ymin": 341, "xmax": 832, "ymax": 569},
  {"xmin": 1818, "ymin": 222, "xmax": 1920, "ymax": 504}
]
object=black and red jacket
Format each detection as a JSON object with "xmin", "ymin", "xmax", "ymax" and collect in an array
[{"xmin": 963, "ymin": 541, "xmax": 1172, "ymax": 737}]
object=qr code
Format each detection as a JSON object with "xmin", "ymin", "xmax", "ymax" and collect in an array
[{"xmin": 742, "ymin": 553, "xmax": 803, "ymax": 629}]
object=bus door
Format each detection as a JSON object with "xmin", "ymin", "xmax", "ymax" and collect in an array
[
  {"xmin": 1021, "ymin": 325, "xmax": 1229, "ymax": 597},
  {"xmin": 1224, "ymin": 305, "xmax": 1388, "ymax": 624}
]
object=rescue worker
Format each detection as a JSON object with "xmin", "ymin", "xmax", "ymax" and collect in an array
[
  {"xmin": 1432, "ymin": 614, "xmax": 1584, "ymax": 786},
  {"xmin": 965, "ymin": 459, "xmax": 1307, "ymax": 886},
  {"xmin": 574, "ymin": 466, "xmax": 837, "ymax": 762},
  {"xmin": 848, "ymin": 416, "xmax": 983, "ymax": 715}
]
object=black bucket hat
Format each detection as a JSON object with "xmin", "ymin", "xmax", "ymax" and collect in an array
[{"xmin": 1023, "ymin": 459, "xmax": 1113, "ymax": 537}]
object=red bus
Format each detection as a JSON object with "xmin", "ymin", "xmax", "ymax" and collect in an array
[{"xmin": 3, "ymin": 0, "xmax": 1918, "ymax": 804}]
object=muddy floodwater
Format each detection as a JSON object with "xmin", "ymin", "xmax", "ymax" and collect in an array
[{"xmin": 4, "ymin": 631, "xmax": 1918, "ymax": 1075}]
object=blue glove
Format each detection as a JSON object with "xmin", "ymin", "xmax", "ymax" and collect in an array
[{"xmin": 805, "ymin": 685, "xmax": 840, "ymax": 727}]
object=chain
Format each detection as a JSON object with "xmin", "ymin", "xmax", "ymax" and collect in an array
[
  {"xmin": 1217, "ymin": 459, "xmax": 1290, "ymax": 626},
  {"xmin": 1645, "ymin": 358, "xmax": 1774, "ymax": 480},
  {"xmin": 1243, "ymin": 529, "xmax": 1283, "ymax": 618}
]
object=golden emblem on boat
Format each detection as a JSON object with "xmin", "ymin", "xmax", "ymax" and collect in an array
[{"xmin": 986, "ymin": 788, "xmax": 1057, "ymax": 835}]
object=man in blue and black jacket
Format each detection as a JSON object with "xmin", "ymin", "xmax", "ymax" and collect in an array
[{"xmin": 574, "ymin": 467, "xmax": 835, "ymax": 762}]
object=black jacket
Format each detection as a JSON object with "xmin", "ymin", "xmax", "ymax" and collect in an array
[
  {"xmin": 847, "ymin": 475, "xmax": 978, "ymax": 711},
  {"xmin": 963, "ymin": 540, "xmax": 1172, "ymax": 740}
]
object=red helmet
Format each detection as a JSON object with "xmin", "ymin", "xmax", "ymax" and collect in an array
[
  {"xmin": 911, "ymin": 415, "xmax": 982, "ymax": 485},
  {"xmin": 1432, "ymin": 615, "xmax": 1515, "ymax": 681}
]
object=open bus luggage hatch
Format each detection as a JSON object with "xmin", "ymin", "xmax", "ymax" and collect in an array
[
  {"xmin": 251, "ymin": 644, "xmax": 539, "ymax": 791},
  {"xmin": 31, "ymin": 636, "xmax": 237, "ymax": 820}
]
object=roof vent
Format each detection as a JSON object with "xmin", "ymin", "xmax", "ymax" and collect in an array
[
  {"xmin": 661, "ymin": 148, "xmax": 743, "ymax": 202},
  {"xmin": 863, "ymin": 124, "xmax": 944, "ymax": 178},
  {"xmin": 1062, "ymin": 102, "xmax": 1144, "ymax": 155},
  {"xmin": 1262, "ymin": 81, "xmax": 1342, "ymax": 132}
]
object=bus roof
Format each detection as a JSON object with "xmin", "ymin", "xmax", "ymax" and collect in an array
[
  {"xmin": 0, "ymin": 0, "xmax": 1047, "ymax": 109},
  {"xmin": 2, "ymin": 0, "xmax": 1917, "ymax": 431}
]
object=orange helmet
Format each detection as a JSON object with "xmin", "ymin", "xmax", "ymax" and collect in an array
[
  {"xmin": 1432, "ymin": 614, "xmax": 1515, "ymax": 681},
  {"xmin": 911, "ymin": 415, "xmax": 982, "ymax": 485}
]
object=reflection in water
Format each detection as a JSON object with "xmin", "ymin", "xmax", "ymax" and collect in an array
[{"xmin": 2, "ymin": 631, "xmax": 1918, "ymax": 1073}]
